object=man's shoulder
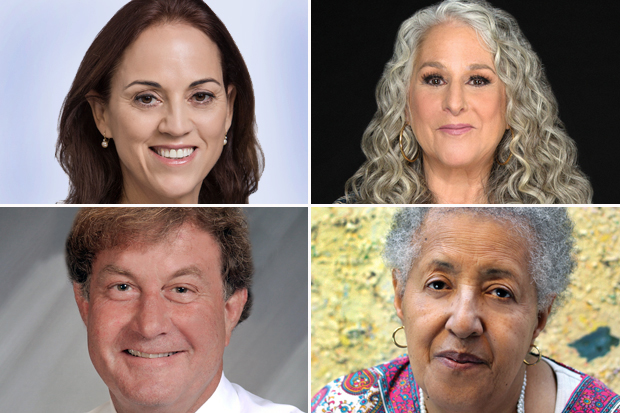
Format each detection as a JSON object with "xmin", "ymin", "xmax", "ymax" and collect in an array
[
  {"xmin": 85, "ymin": 400, "xmax": 115, "ymax": 413},
  {"xmin": 232, "ymin": 382, "xmax": 304, "ymax": 412}
]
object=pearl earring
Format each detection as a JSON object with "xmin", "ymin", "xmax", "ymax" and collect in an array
[
  {"xmin": 224, "ymin": 135, "xmax": 228, "ymax": 146},
  {"xmin": 101, "ymin": 132, "xmax": 109, "ymax": 148}
]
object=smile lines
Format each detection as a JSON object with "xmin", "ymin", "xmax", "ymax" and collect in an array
[
  {"xmin": 126, "ymin": 349, "xmax": 179, "ymax": 358},
  {"xmin": 153, "ymin": 147, "xmax": 195, "ymax": 159}
]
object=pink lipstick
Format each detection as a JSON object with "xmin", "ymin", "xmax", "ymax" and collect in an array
[{"xmin": 438, "ymin": 124, "xmax": 474, "ymax": 136}]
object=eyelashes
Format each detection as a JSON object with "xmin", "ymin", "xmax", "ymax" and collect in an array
[
  {"xmin": 421, "ymin": 72, "xmax": 491, "ymax": 87},
  {"xmin": 133, "ymin": 91, "xmax": 216, "ymax": 108}
]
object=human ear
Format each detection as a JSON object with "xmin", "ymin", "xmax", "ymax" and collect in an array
[
  {"xmin": 531, "ymin": 295, "xmax": 556, "ymax": 341},
  {"xmin": 225, "ymin": 85, "xmax": 236, "ymax": 133},
  {"xmin": 73, "ymin": 282, "xmax": 90, "ymax": 327},
  {"xmin": 86, "ymin": 91, "xmax": 111, "ymax": 138},
  {"xmin": 223, "ymin": 287, "xmax": 247, "ymax": 346},
  {"xmin": 393, "ymin": 269, "xmax": 405, "ymax": 322}
]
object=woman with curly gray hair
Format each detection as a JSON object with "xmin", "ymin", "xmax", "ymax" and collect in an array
[
  {"xmin": 312, "ymin": 207, "xmax": 619, "ymax": 413},
  {"xmin": 337, "ymin": 0, "xmax": 592, "ymax": 204}
]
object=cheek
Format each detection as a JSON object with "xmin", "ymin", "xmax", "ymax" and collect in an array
[
  {"xmin": 177, "ymin": 305, "xmax": 226, "ymax": 348},
  {"xmin": 477, "ymin": 91, "xmax": 506, "ymax": 128},
  {"xmin": 402, "ymin": 294, "xmax": 441, "ymax": 351},
  {"xmin": 410, "ymin": 90, "xmax": 437, "ymax": 127}
]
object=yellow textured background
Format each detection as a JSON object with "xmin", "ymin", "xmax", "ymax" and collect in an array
[{"xmin": 311, "ymin": 207, "xmax": 620, "ymax": 396}]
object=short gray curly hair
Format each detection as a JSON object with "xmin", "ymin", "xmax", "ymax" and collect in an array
[{"xmin": 383, "ymin": 207, "xmax": 575, "ymax": 310}]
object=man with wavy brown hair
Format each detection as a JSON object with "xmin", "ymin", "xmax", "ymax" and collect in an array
[{"xmin": 67, "ymin": 207, "xmax": 300, "ymax": 413}]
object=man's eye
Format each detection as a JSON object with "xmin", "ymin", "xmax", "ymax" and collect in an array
[
  {"xmin": 115, "ymin": 284, "xmax": 130, "ymax": 291},
  {"xmin": 174, "ymin": 287, "xmax": 188, "ymax": 294}
]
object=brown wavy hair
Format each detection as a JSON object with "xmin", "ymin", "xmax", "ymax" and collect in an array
[
  {"xmin": 56, "ymin": 0, "xmax": 263, "ymax": 204},
  {"xmin": 66, "ymin": 207, "xmax": 253, "ymax": 324}
]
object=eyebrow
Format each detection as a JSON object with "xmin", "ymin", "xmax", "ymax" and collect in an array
[
  {"xmin": 417, "ymin": 61, "xmax": 496, "ymax": 74},
  {"xmin": 98, "ymin": 264, "xmax": 205, "ymax": 281},
  {"xmin": 430, "ymin": 260, "xmax": 456, "ymax": 273},
  {"xmin": 428, "ymin": 260, "xmax": 516, "ymax": 280},
  {"xmin": 124, "ymin": 78, "xmax": 221, "ymax": 90}
]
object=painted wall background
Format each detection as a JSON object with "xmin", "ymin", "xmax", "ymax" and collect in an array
[
  {"xmin": 0, "ymin": 207, "xmax": 308, "ymax": 412},
  {"xmin": 311, "ymin": 207, "xmax": 620, "ymax": 396},
  {"xmin": 0, "ymin": 0, "xmax": 308, "ymax": 204}
]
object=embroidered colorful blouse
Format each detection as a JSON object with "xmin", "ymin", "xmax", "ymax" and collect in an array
[{"xmin": 311, "ymin": 355, "xmax": 620, "ymax": 413}]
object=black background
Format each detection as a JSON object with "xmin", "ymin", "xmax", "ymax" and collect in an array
[{"xmin": 311, "ymin": 1, "xmax": 620, "ymax": 203}]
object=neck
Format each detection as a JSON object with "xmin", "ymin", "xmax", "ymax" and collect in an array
[
  {"xmin": 423, "ymin": 157, "xmax": 492, "ymax": 204},
  {"xmin": 421, "ymin": 367, "xmax": 526, "ymax": 413}
]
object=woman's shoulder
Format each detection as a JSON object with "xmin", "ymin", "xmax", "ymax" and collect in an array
[
  {"xmin": 311, "ymin": 355, "xmax": 417, "ymax": 413},
  {"xmin": 333, "ymin": 194, "xmax": 358, "ymax": 204},
  {"xmin": 544, "ymin": 357, "xmax": 620, "ymax": 412}
]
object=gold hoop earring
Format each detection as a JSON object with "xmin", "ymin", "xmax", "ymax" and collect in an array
[
  {"xmin": 101, "ymin": 132, "xmax": 109, "ymax": 149},
  {"xmin": 399, "ymin": 123, "xmax": 420, "ymax": 163},
  {"xmin": 523, "ymin": 345, "xmax": 541, "ymax": 365},
  {"xmin": 495, "ymin": 128, "xmax": 514, "ymax": 165},
  {"xmin": 392, "ymin": 326, "xmax": 407, "ymax": 348}
]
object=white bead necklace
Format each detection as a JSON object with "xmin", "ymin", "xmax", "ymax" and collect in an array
[{"xmin": 418, "ymin": 370, "xmax": 527, "ymax": 413}]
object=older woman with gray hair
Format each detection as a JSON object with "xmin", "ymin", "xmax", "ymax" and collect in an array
[
  {"xmin": 337, "ymin": 0, "xmax": 592, "ymax": 204},
  {"xmin": 312, "ymin": 207, "xmax": 619, "ymax": 412}
]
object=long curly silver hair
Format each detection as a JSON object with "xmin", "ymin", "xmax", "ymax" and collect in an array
[
  {"xmin": 383, "ymin": 207, "xmax": 575, "ymax": 311},
  {"xmin": 344, "ymin": 0, "xmax": 592, "ymax": 204}
]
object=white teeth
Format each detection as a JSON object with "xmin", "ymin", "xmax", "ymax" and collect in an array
[
  {"xmin": 156, "ymin": 147, "xmax": 194, "ymax": 159},
  {"xmin": 127, "ymin": 349, "xmax": 176, "ymax": 358}
]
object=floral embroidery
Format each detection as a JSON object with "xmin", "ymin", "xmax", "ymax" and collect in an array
[{"xmin": 311, "ymin": 356, "xmax": 620, "ymax": 413}]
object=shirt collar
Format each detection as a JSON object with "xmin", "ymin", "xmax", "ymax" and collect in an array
[{"xmin": 196, "ymin": 373, "xmax": 240, "ymax": 413}]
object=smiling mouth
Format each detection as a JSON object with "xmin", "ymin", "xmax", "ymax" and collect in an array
[
  {"xmin": 126, "ymin": 349, "xmax": 179, "ymax": 359},
  {"xmin": 151, "ymin": 147, "xmax": 195, "ymax": 159}
]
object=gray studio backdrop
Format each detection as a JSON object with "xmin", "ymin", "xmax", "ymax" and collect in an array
[{"xmin": 0, "ymin": 207, "xmax": 308, "ymax": 412}]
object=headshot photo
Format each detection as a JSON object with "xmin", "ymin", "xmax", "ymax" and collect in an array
[
  {"xmin": 312, "ymin": 0, "xmax": 620, "ymax": 204},
  {"xmin": 0, "ymin": 207, "xmax": 307, "ymax": 412},
  {"xmin": 311, "ymin": 207, "xmax": 620, "ymax": 412},
  {"xmin": 0, "ymin": 0, "xmax": 307, "ymax": 204}
]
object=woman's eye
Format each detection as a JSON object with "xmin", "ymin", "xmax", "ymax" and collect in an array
[
  {"xmin": 469, "ymin": 76, "xmax": 490, "ymax": 86},
  {"xmin": 422, "ymin": 73, "xmax": 445, "ymax": 86},
  {"xmin": 428, "ymin": 281, "xmax": 447, "ymax": 290},
  {"xmin": 423, "ymin": 74, "xmax": 445, "ymax": 86},
  {"xmin": 193, "ymin": 92, "xmax": 213, "ymax": 103},
  {"xmin": 491, "ymin": 288, "xmax": 512, "ymax": 299},
  {"xmin": 135, "ymin": 94, "xmax": 158, "ymax": 106}
]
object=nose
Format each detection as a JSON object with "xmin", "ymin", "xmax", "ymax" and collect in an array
[
  {"xmin": 443, "ymin": 82, "xmax": 467, "ymax": 116},
  {"xmin": 445, "ymin": 289, "xmax": 483, "ymax": 339},
  {"xmin": 132, "ymin": 290, "xmax": 172, "ymax": 339},
  {"xmin": 158, "ymin": 100, "xmax": 193, "ymax": 137}
]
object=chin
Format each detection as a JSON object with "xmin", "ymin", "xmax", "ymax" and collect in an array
[
  {"xmin": 114, "ymin": 379, "xmax": 183, "ymax": 408},
  {"xmin": 149, "ymin": 177, "xmax": 205, "ymax": 202},
  {"xmin": 437, "ymin": 153, "xmax": 489, "ymax": 169}
]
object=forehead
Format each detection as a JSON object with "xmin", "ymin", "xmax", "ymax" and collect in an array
[
  {"xmin": 93, "ymin": 223, "xmax": 222, "ymax": 281},
  {"xmin": 114, "ymin": 22, "xmax": 223, "ymax": 86},
  {"xmin": 415, "ymin": 21, "xmax": 494, "ymax": 69},
  {"xmin": 415, "ymin": 211, "xmax": 531, "ymax": 272}
]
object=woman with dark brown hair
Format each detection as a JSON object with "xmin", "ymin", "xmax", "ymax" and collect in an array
[{"xmin": 56, "ymin": 0, "xmax": 263, "ymax": 204}]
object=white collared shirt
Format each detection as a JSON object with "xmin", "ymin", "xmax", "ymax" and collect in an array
[{"xmin": 86, "ymin": 373, "xmax": 303, "ymax": 413}]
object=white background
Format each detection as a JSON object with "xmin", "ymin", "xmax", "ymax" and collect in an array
[{"xmin": 0, "ymin": 0, "xmax": 308, "ymax": 204}]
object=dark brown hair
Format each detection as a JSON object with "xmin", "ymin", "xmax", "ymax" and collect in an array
[
  {"xmin": 66, "ymin": 207, "xmax": 253, "ymax": 323},
  {"xmin": 56, "ymin": 0, "xmax": 263, "ymax": 204}
]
